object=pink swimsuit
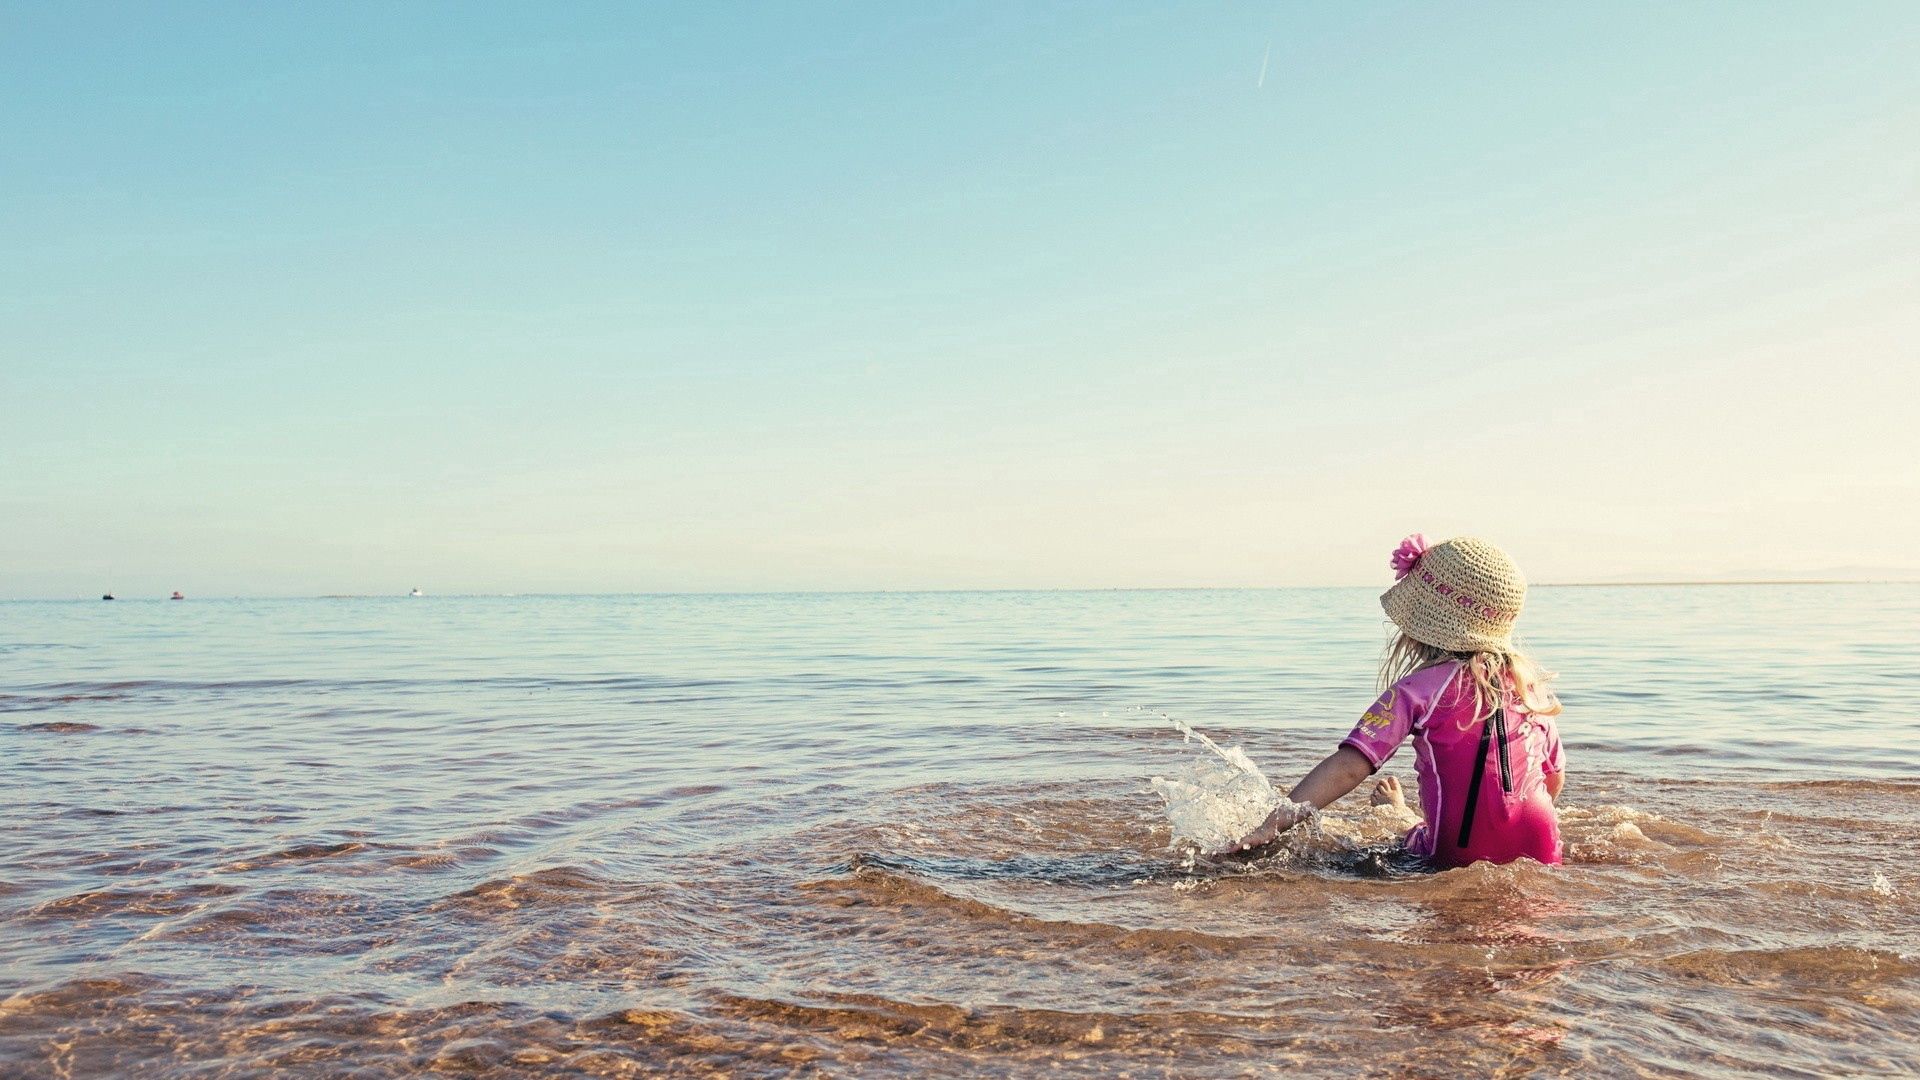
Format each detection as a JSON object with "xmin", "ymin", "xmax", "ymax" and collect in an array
[{"xmin": 1341, "ymin": 661, "xmax": 1565, "ymax": 868}]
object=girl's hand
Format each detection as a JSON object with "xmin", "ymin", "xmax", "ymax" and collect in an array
[
  {"xmin": 1231, "ymin": 802, "xmax": 1302, "ymax": 852},
  {"xmin": 1227, "ymin": 747, "xmax": 1370, "ymax": 852}
]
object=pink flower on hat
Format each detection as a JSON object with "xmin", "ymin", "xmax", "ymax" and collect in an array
[{"xmin": 1390, "ymin": 533, "xmax": 1429, "ymax": 580}]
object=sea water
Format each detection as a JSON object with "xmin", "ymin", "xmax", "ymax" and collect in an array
[{"xmin": 3, "ymin": 586, "xmax": 1917, "ymax": 1076}]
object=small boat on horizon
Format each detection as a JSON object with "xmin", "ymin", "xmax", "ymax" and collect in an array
[
  {"xmin": 101, "ymin": 593, "xmax": 114, "ymax": 601},
  {"xmin": 409, "ymin": 587, "xmax": 424, "ymax": 597},
  {"xmin": 170, "ymin": 591, "xmax": 185, "ymax": 600}
]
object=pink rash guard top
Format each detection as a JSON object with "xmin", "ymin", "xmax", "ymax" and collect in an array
[{"xmin": 1341, "ymin": 660, "xmax": 1565, "ymax": 868}]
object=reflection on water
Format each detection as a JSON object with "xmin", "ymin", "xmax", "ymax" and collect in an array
[{"xmin": 2, "ymin": 587, "xmax": 1917, "ymax": 1076}]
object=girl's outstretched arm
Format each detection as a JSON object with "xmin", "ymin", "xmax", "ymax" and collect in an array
[{"xmin": 1232, "ymin": 746, "xmax": 1375, "ymax": 851}]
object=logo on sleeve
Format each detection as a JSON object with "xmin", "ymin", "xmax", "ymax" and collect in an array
[{"xmin": 1359, "ymin": 690, "xmax": 1398, "ymax": 732}]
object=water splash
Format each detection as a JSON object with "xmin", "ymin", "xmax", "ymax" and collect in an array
[{"xmin": 1147, "ymin": 712, "xmax": 1296, "ymax": 854}]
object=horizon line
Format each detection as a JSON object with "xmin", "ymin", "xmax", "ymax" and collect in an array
[{"xmin": 9, "ymin": 578, "xmax": 1919, "ymax": 602}]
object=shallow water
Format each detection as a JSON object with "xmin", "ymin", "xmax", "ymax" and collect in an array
[{"xmin": 2, "ymin": 586, "xmax": 1917, "ymax": 1077}]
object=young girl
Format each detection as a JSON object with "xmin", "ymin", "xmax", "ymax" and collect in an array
[{"xmin": 1235, "ymin": 534, "xmax": 1566, "ymax": 867}]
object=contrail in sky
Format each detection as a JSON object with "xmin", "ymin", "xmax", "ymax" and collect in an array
[{"xmin": 1257, "ymin": 41, "xmax": 1271, "ymax": 88}]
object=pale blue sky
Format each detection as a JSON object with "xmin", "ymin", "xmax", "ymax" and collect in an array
[{"xmin": 4, "ymin": 2, "xmax": 1917, "ymax": 597}]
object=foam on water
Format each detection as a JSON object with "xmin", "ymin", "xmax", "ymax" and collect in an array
[{"xmin": 1148, "ymin": 712, "xmax": 1300, "ymax": 854}]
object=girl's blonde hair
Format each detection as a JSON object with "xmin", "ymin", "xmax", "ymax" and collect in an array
[{"xmin": 1379, "ymin": 630, "xmax": 1561, "ymax": 718}]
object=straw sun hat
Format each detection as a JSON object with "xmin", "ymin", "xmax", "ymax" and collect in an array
[{"xmin": 1380, "ymin": 534, "xmax": 1527, "ymax": 653}]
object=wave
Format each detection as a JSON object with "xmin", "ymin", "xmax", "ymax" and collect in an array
[
  {"xmin": 432, "ymin": 865, "xmax": 622, "ymax": 914},
  {"xmin": 1, "ymin": 694, "xmax": 122, "ymax": 714},
  {"xmin": 382, "ymin": 844, "xmax": 505, "ymax": 872},
  {"xmin": 713, "ymin": 989, "xmax": 1181, "ymax": 1051},
  {"xmin": 844, "ymin": 850, "xmax": 1165, "ymax": 889},
  {"xmin": 1646, "ymin": 945, "xmax": 1916, "ymax": 986},
  {"xmin": 27, "ymin": 883, "xmax": 245, "ymax": 922},
  {"xmin": 216, "ymin": 840, "xmax": 383, "ymax": 874},
  {"xmin": 147, "ymin": 887, "xmax": 395, "ymax": 950},
  {"xmin": 0, "ymin": 977, "xmax": 751, "ymax": 1077},
  {"xmin": 1756, "ymin": 778, "xmax": 1920, "ymax": 798},
  {"xmin": 798, "ymin": 861, "xmax": 1263, "ymax": 953}
]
